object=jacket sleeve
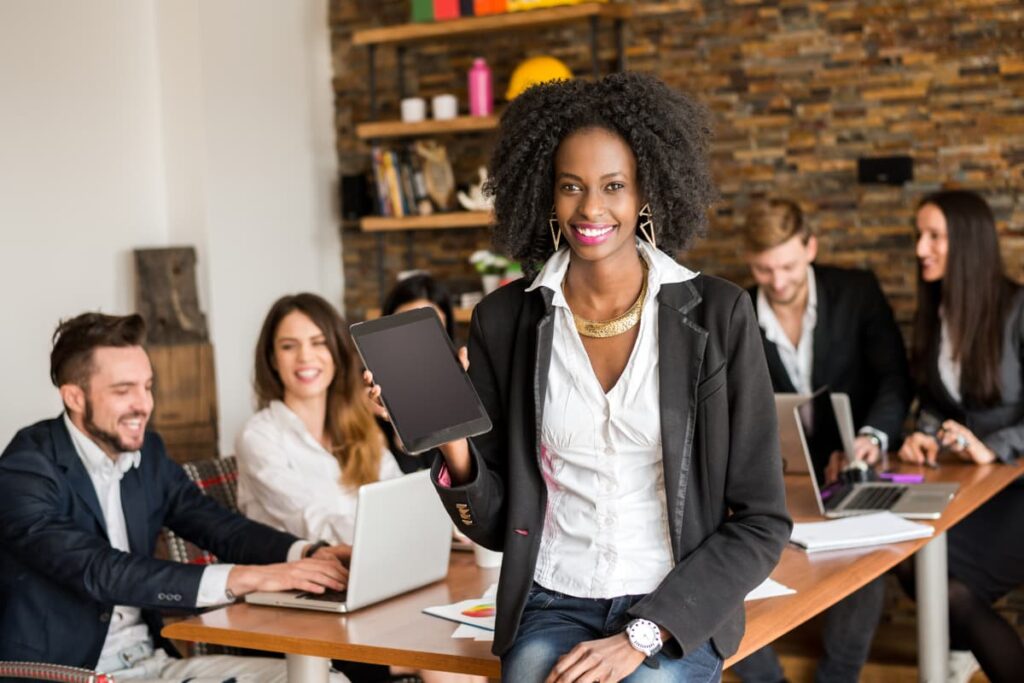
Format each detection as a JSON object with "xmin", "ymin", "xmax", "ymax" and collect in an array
[
  {"xmin": 628, "ymin": 291, "xmax": 793, "ymax": 656},
  {"xmin": 858, "ymin": 272, "xmax": 913, "ymax": 446},
  {"xmin": 430, "ymin": 303, "xmax": 509, "ymax": 551},
  {"xmin": 0, "ymin": 448, "xmax": 210, "ymax": 609},
  {"xmin": 157, "ymin": 447, "xmax": 299, "ymax": 565},
  {"xmin": 981, "ymin": 302, "xmax": 1024, "ymax": 463}
]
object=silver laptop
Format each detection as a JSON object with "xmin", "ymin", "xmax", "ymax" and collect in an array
[
  {"xmin": 775, "ymin": 393, "xmax": 811, "ymax": 474},
  {"xmin": 795, "ymin": 389, "xmax": 958, "ymax": 520},
  {"xmin": 246, "ymin": 469, "xmax": 452, "ymax": 613}
]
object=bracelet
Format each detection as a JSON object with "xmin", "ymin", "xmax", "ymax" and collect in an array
[{"xmin": 304, "ymin": 540, "xmax": 330, "ymax": 559}]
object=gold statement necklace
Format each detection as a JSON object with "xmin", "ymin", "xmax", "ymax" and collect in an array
[{"xmin": 565, "ymin": 258, "xmax": 649, "ymax": 339}]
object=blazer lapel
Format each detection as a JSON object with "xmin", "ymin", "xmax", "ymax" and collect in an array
[
  {"xmin": 50, "ymin": 418, "xmax": 108, "ymax": 538},
  {"xmin": 657, "ymin": 281, "xmax": 708, "ymax": 556},
  {"xmin": 120, "ymin": 464, "xmax": 149, "ymax": 553},
  {"xmin": 760, "ymin": 332, "xmax": 796, "ymax": 393},
  {"xmin": 810, "ymin": 269, "xmax": 829, "ymax": 390},
  {"xmin": 533, "ymin": 288, "xmax": 556, "ymax": 464}
]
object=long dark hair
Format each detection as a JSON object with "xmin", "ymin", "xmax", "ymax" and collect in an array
[
  {"xmin": 253, "ymin": 293, "xmax": 382, "ymax": 488},
  {"xmin": 381, "ymin": 274, "xmax": 455, "ymax": 339},
  {"xmin": 912, "ymin": 190, "xmax": 1012, "ymax": 407}
]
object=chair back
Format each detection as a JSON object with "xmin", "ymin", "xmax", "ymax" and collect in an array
[{"xmin": 162, "ymin": 456, "xmax": 239, "ymax": 565}]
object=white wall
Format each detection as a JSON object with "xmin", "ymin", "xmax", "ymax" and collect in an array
[{"xmin": 0, "ymin": 0, "xmax": 341, "ymax": 451}]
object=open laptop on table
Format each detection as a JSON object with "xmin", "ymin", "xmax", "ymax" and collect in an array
[
  {"xmin": 795, "ymin": 388, "xmax": 958, "ymax": 520},
  {"xmin": 246, "ymin": 469, "xmax": 452, "ymax": 613}
]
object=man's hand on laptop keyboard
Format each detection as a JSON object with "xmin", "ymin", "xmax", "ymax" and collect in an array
[
  {"xmin": 227, "ymin": 557, "xmax": 348, "ymax": 597},
  {"xmin": 310, "ymin": 542, "xmax": 352, "ymax": 568}
]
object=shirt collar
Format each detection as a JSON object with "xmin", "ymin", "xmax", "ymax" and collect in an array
[
  {"xmin": 525, "ymin": 239, "xmax": 699, "ymax": 309},
  {"xmin": 63, "ymin": 413, "xmax": 141, "ymax": 477},
  {"xmin": 268, "ymin": 400, "xmax": 324, "ymax": 448}
]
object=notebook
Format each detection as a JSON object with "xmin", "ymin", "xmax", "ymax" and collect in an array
[
  {"xmin": 790, "ymin": 511, "xmax": 934, "ymax": 553},
  {"xmin": 795, "ymin": 389, "xmax": 958, "ymax": 519},
  {"xmin": 246, "ymin": 469, "xmax": 452, "ymax": 613}
]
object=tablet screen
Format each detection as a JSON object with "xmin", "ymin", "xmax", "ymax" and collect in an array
[{"xmin": 351, "ymin": 309, "xmax": 491, "ymax": 453}]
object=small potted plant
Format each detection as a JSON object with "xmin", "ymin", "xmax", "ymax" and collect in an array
[{"xmin": 469, "ymin": 250, "xmax": 510, "ymax": 294}]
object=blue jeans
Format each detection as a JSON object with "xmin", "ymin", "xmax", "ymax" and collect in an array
[{"xmin": 502, "ymin": 583, "xmax": 723, "ymax": 683}]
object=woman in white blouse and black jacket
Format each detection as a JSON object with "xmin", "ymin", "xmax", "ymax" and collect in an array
[
  {"xmin": 898, "ymin": 190, "xmax": 1024, "ymax": 682},
  {"xmin": 406, "ymin": 73, "xmax": 792, "ymax": 682}
]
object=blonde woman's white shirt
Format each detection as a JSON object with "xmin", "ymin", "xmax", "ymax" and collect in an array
[{"xmin": 236, "ymin": 400, "xmax": 403, "ymax": 545}]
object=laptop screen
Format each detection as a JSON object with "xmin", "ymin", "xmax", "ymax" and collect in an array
[{"xmin": 796, "ymin": 389, "xmax": 848, "ymax": 502}]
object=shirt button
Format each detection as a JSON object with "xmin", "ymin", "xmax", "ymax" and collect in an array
[
  {"xmin": 99, "ymin": 612, "xmax": 110, "ymax": 623},
  {"xmin": 604, "ymin": 445, "xmax": 614, "ymax": 455}
]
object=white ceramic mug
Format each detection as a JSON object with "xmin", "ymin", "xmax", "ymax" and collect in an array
[
  {"xmin": 473, "ymin": 543, "xmax": 502, "ymax": 568},
  {"xmin": 432, "ymin": 93, "xmax": 458, "ymax": 120},
  {"xmin": 400, "ymin": 97, "xmax": 427, "ymax": 123}
]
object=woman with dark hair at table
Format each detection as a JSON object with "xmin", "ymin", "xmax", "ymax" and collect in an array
[{"xmin": 898, "ymin": 190, "xmax": 1024, "ymax": 682}]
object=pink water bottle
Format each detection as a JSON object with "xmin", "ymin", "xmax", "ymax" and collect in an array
[{"xmin": 468, "ymin": 57, "xmax": 493, "ymax": 117}]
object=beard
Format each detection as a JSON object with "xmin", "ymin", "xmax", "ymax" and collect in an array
[{"xmin": 83, "ymin": 400, "xmax": 146, "ymax": 453}]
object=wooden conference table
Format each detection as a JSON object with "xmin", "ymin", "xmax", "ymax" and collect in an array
[{"xmin": 164, "ymin": 460, "xmax": 1021, "ymax": 683}]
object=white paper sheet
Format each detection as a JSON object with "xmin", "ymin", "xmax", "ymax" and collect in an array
[{"xmin": 744, "ymin": 577, "xmax": 797, "ymax": 601}]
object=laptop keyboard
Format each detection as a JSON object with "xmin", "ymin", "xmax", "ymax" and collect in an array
[
  {"xmin": 298, "ymin": 589, "xmax": 348, "ymax": 603},
  {"xmin": 845, "ymin": 485, "xmax": 907, "ymax": 511}
]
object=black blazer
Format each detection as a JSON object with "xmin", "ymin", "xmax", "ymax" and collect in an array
[
  {"xmin": 917, "ymin": 286, "xmax": 1024, "ymax": 463},
  {"xmin": 432, "ymin": 275, "xmax": 792, "ymax": 659},
  {"xmin": 0, "ymin": 417, "xmax": 299, "ymax": 667},
  {"xmin": 748, "ymin": 265, "xmax": 912, "ymax": 447}
]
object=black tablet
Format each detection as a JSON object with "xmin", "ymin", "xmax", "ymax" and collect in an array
[{"xmin": 350, "ymin": 308, "xmax": 492, "ymax": 454}]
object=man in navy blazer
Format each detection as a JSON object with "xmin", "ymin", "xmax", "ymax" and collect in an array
[
  {"xmin": 733, "ymin": 199, "xmax": 911, "ymax": 683},
  {"xmin": 0, "ymin": 312, "xmax": 350, "ymax": 680}
]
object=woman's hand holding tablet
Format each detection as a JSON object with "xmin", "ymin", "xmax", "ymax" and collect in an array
[{"xmin": 351, "ymin": 309, "xmax": 490, "ymax": 468}]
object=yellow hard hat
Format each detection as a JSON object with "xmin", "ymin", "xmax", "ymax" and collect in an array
[{"xmin": 505, "ymin": 56, "xmax": 573, "ymax": 100}]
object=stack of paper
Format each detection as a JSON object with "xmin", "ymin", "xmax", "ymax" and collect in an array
[
  {"xmin": 790, "ymin": 511, "xmax": 934, "ymax": 553},
  {"xmin": 426, "ymin": 583, "xmax": 497, "ymax": 641}
]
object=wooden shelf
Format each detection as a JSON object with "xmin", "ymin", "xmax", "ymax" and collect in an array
[
  {"xmin": 356, "ymin": 115, "xmax": 499, "ymax": 140},
  {"xmin": 360, "ymin": 211, "xmax": 492, "ymax": 232},
  {"xmin": 351, "ymin": 3, "xmax": 631, "ymax": 47}
]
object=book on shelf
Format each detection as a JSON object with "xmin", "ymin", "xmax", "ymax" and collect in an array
[{"xmin": 369, "ymin": 143, "xmax": 435, "ymax": 219}]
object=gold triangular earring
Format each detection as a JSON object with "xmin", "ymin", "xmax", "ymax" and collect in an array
[
  {"xmin": 638, "ymin": 203, "xmax": 656, "ymax": 249},
  {"xmin": 549, "ymin": 207, "xmax": 562, "ymax": 250}
]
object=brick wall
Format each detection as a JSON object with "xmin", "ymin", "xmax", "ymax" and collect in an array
[{"xmin": 331, "ymin": 0, "xmax": 1022, "ymax": 327}]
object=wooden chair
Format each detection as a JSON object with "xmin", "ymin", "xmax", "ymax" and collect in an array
[
  {"xmin": 159, "ymin": 455, "xmax": 243, "ymax": 656},
  {"xmin": 0, "ymin": 661, "xmax": 113, "ymax": 683}
]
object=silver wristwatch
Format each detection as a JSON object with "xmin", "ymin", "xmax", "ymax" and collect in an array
[{"xmin": 625, "ymin": 618, "xmax": 663, "ymax": 657}]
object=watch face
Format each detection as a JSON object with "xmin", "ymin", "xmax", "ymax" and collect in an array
[{"xmin": 628, "ymin": 620, "xmax": 662, "ymax": 655}]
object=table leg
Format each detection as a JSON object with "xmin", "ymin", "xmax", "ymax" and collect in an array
[
  {"xmin": 286, "ymin": 654, "xmax": 330, "ymax": 683},
  {"xmin": 915, "ymin": 531, "xmax": 948, "ymax": 683}
]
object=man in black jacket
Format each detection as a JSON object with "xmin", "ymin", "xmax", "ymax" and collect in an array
[
  {"xmin": 732, "ymin": 199, "xmax": 912, "ymax": 683},
  {"xmin": 0, "ymin": 312, "xmax": 350, "ymax": 681}
]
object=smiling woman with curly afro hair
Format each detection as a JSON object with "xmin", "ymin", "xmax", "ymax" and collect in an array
[
  {"xmin": 485, "ymin": 71, "xmax": 718, "ymax": 274},
  {"xmin": 419, "ymin": 71, "xmax": 791, "ymax": 683}
]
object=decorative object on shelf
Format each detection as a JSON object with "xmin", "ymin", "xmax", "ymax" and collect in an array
[
  {"xmin": 400, "ymin": 96, "xmax": 427, "ymax": 123},
  {"xmin": 501, "ymin": 261, "xmax": 524, "ymax": 286},
  {"xmin": 433, "ymin": 0, "xmax": 459, "ymax": 21},
  {"xmin": 411, "ymin": 0, "xmax": 434, "ymax": 22},
  {"xmin": 457, "ymin": 167, "xmax": 495, "ymax": 212},
  {"xmin": 468, "ymin": 57, "xmax": 494, "ymax": 116},
  {"xmin": 414, "ymin": 140, "xmax": 456, "ymax": 210},
  {"xmin": 508, "ymin": 0, "xmax": 599, "ymax": 11},
  {"xmin": 474, "ymin": 0, "xmax": 507, "ymax": 15},
  {"xmin": 506, "ymin": 55, "xmax": 573, "ymax": 100},
  {"xmin": 431, "ymin": 93, "xmax": 458, "ymax": 120},
  {"xmin": 470, "ymin": 249, "xmax": 511, "ymax": 294}
]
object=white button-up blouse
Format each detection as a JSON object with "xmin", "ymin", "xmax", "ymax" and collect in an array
[
  {"xmin": 526, "ymin": 240, "xmax": 698, "ymax": 598},
  {"xmin": 236, "ymin": 400, "xmax": 403, "ymax": 545}
]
